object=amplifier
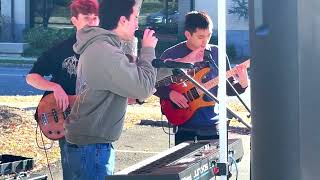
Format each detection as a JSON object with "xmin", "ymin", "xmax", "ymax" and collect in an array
[
  {"xmin": 110, "ymin": 138, "xmax": 244, "ymax": 180},
  {"xmin": 0, "ymin": 154, "xmax": 34, "ymax": 176}
]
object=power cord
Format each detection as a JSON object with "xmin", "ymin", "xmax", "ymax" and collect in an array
[
  {"xmin": 229, "ymin": 155, "xmax": 239, "ymax": 180},
  {"xmin": 35, "ymin": 124, "xmax": 53, "ymax": 150},
  {"xmin": 160, "ymin": 114, "xmax": 178, "ymax": 148},
  {"xmin": 35, "ymin": 124, "xmax": 54, "ymax": 180}
]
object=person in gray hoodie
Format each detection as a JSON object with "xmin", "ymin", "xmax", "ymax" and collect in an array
[{"xmin": 64, "ymin": 0, "xmax": 158, "ymax": 179}]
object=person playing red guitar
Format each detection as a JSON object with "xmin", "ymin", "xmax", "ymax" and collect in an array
[
  {"xmin": 26, "ymin": 0, "xmax": 100, "ymax": 179},
  {"xmin": 154, "ymin": 11, "xmax": 249, "ymax": 145}
]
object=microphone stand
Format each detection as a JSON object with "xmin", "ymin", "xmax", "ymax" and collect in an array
[
  {"xmin": 205, "ymin": 50, "xmax": 251, "ymax": 117},
  {"xmin": 226, "ymin": 79, "xmax": 251, "ymax": 118},
  {"xmin": 172, "ymin": 69, "xmax": 252, "ymax": 130},
  {"xmin": 172, "ymin": 68, "xmax": 251, "ymax": 180}
]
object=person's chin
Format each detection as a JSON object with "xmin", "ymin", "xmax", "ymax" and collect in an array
[{"xmin": 127, "ymin": 35, "xmax": 135, "ymax": 41}]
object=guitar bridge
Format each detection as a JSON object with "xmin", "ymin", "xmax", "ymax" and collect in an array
[{"xmin": 63, "ymin": 107, "xmax": 72, "ymax": 119}]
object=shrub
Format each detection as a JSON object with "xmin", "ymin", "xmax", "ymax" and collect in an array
[
  {"xmin": 140, "ymin": 2, "xmax": 163, "ymax": 14},
  {"xmin": 226, "ymin": 44, "xmax": 237, "ymax": 61},
  {"xmin": 54, "ymin": 0, "xmax": 70, "ymax": 6},
  {"xmin": 209, "ymin": 35, "xmax": 237, "ymax": 61},
  {"xmin": 23, "ymin": 26, "xmax": 75, "ymax": 56}
]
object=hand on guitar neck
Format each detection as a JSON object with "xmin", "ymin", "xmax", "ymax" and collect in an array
[{"xmin": 233, "ymin": 61, "xmax": 250, "ymax": 88}]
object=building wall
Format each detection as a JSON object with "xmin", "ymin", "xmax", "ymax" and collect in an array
[
  {"xmin": 178, "ymin": 0, "xmax": 192, "ymax": 35},
  {"xmin": 0, "ymin": 0, "xmax": 30, "ymax": 42},
  {"xmin": 0, "ymin": 0, "xmax": 30, "ymax": 56}
]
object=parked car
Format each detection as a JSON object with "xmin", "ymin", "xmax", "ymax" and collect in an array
[
  {"xmin": 146, "ymin": 9, "xmax": 179, "ymax": 25},
  {"xmin": 146, "ymin": 9, "xmax": 179, "ymax": 34}
]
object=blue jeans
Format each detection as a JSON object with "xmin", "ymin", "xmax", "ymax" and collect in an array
[
  {"xmin": 59, "ymin": 138, "xmax": 73, "ymax": 179},
  {"xmin": 64, "ymin": 141, "xmax": 115, "ymax": 180}
]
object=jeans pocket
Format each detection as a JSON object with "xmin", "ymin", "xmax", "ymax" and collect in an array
[{"xmin": 64, "ymin": 142, "xmax": 86, "ymax": 179}]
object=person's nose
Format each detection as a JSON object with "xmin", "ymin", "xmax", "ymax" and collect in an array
[{"xmin": 88, "ymin": 16, "xmax": 97, "ymax": 25}]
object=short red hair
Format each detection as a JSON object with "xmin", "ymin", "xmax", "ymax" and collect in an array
[{"xmin": 70, "ymin": 0, "xmax": 99, "ymax": 17}]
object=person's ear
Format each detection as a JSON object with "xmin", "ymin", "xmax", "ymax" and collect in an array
[
  {"xmin": 185, "ymin": 31, "xmax": 191, "ymax": 39},
  {"xmin": 70, "ymin": 16, "xmax": 77, "ymax": 26},
  {"xmin": 119, "ymin": 16, "xmax": 127, "ymax": 26}
]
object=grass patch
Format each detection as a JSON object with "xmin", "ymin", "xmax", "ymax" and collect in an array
[{"xmin": 0, "ymin": 95, "xmax": 250, "ymax": 174}]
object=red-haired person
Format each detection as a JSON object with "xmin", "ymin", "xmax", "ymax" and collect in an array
[{"xmin": 26, "ymin": 0, "xmax": 99, "ymax": 179}]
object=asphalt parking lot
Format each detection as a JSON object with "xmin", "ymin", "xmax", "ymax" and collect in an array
[{"xmin": 40, "ymin": 121, "xmax": 250, "ymax": 180}]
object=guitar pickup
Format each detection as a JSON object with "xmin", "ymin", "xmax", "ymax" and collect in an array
[
  {"xmin": 52, "ymin": 109, "xmax": 58, "ymax": 123},
  {"xmin": 40, "ymin": 113, "xmax": 48, "ymax": 125}
]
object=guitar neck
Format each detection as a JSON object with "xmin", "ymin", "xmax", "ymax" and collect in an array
[
  {"xmin": 155, "ymin": 76, "xmax": 173, "ymax": 88},
  {"xmin": 198, "ymin": 70, "xmax": 236, "ymax": 92},
  {"xmin": 155, "ymin": 74, "xmax": 187, "ymax": 88},
  {"xmin": 196, "ymin": 60, "xmax": 250, "ymax": 93}
]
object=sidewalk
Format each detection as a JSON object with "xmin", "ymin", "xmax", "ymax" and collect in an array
[{"xmin": 36, "ymin": 124, "xmax": 250, "ymax": 180}]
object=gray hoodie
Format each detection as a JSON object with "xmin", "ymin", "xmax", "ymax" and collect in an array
[{"xmin": 64, "ymin": 26, "xmax": 157, "ymax": 145}]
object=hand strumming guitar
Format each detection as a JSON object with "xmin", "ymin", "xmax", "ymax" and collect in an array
[
  {"xmin": 52, "ymin": 84, "xmax": 70, "ymax": 111},
  {"xmin": 169, "ymin": 90, "xmax": 189, "ymax": 108},
  {"xmin": 165, "ymin": 48, "xmax": 205, "ymax": 109},
  {"xmin": 26, "ymin": 73, "xmax": 71, "ymax": 111}
]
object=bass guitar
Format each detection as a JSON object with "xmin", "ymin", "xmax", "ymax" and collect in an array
[
  {"xmin": 37, "ymin": 93, "xmax": 76, "ymax": 140},
  {"xmin": 160, "ymin": 60, "xmax": 250, "ymax": 125}
]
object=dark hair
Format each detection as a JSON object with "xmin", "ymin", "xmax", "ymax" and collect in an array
[
  {"xmin": 70, "ymin": 0, "xmax": 99, "ymax": 17},
  {"xmin": 184, "ymin": 11, "xmax": 213, "ymax": 34},
  {"xmin": 99, "ymin": 0, "xmax": 136, "ymax": 30}
]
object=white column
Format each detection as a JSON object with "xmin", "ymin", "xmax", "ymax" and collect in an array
[
  {"xmin": 218, "ymin": 0, "xmax": 228, "ymax": 180},
  {"xmin": 1, "ymin": 0, "xmax": 13, "ymax": 22},
  {"xmin": 0, "ymin": 0, "xmax": 13, "ymax": 41},
  {"xmin": 0, "ymin": 0, "xmax": 30, "ymax": 42},
  {"xmin": 13, "ymin": 0, "xmax": 30, "ymax": 41}
]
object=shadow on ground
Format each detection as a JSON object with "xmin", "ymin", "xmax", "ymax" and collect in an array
[{"xmin": 139, "ymin": 119, "xmax": 251, "ymax": 135}]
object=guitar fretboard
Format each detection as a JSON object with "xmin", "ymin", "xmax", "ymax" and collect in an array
[{"xmin": 195, "ymin": 60, "xmax": 250, "ymax": 95}]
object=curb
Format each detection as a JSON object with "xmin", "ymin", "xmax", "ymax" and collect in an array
[{"xmin": 0, "ymin": 56, "xmax": 36, "ymax": 65}]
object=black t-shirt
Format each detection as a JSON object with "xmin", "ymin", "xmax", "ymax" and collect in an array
[{"xmin": 29, "ymin": 35, "xmax": 79, "ymax": 97}]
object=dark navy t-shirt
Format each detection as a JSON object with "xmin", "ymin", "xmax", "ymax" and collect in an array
[{"xmin": 29, "ymin": 35, "xmax": 79, "ymax": 97}]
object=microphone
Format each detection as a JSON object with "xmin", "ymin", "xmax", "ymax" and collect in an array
[
  {"xmin": 152, "ymin": 59, "xmax": 195, "ymax": 69},
  {"xmin": 134, "ymin": 29, "xmax": 144, "ymax": 39},
  {"xmin": 134, "ymin": 26, "xmax": 158, "ymax": 39}
]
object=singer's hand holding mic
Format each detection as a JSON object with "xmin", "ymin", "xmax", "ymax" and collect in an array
[{"xmin": 137, "ymin": 28, "xmax": 158, "ymax": 48}]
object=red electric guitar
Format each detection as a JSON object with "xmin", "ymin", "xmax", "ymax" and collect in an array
[
  {"xmin": 160, "ymin": 60, "xmax": 250, "ymax": 126},
  {"xmin": 37, "ymin": 93, "xmax": 77, "ymax": 140}
]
